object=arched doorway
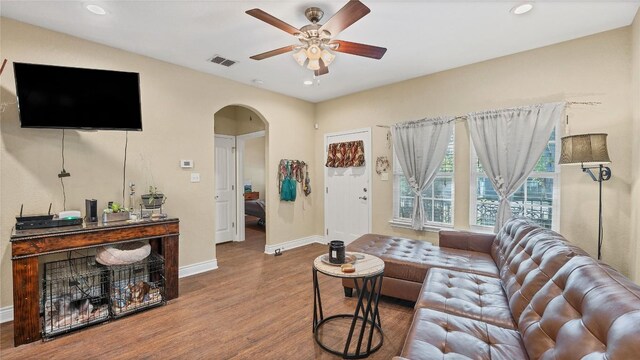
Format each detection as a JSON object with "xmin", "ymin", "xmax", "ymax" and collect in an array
[{"xmin": 213, "ymin": 105, "xmax": 268, "ymax": 252}]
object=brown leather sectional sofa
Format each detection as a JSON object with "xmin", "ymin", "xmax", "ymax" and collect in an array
[{"xmin": 344, "ymin": 217, "xmax": 640, "ymax": 359}]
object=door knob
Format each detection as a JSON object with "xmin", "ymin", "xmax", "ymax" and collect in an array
[
  {"xmin": 215, "ymin": 195, "xmax": 219, "ymax": 200},
  {"xmin": 359, "ymin": 196, "xmax": 368, "ymax": 200}
]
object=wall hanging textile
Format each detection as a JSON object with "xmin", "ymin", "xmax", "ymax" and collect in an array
[
  {"xmin": 325, "ymin": 140, "xmax": 365, "ymax": 168},
  {"xmin": 278, "ymin": 159, "xmax": 311, "ymax": 201},
  {"xmin": 467, "ymin": 101, "xmax": 565, "ymax": 232},
  {"xmin": 391, "ymin": 117, "xmax": 454, "ymax": 230},
  {"xmin": 375, "ymin": 156, "xmax": 390, "ymax": 175}
]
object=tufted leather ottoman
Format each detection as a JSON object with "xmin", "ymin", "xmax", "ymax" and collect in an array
[{"xmin": 343, "ymin": 234, "xmax": 501, "ymax": 301}]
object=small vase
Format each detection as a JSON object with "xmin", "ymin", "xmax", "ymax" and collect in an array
[{"xmin": 329, "ymin": 240, "xmax": 346, "ymax": 264}]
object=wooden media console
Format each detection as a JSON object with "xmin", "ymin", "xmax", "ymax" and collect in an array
[{"xmin": 10, "ymin": 218, "xmax": 180, "ymax": 346}]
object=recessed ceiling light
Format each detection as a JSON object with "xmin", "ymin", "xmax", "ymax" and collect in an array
[
  {"xmin": 303, "ymin": 80, "xmax": 313, "ymax": 86},
  {"xmin": 86, "ymin": 4, "xmax": 107, "ymax": 15},
  {"xmin": 251, "ymin": 79, "xmax": 264, "ymax": 86},
  {"xmin": 511, "ymin": 3, "xmax": 534, "ymax": 15}
]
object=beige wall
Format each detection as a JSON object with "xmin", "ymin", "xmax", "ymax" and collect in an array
[
  {"xmin": 214, "ymin": 105, "xmax": 265, "ymax": 136},
  {"xmin": 213, "ymin": 106, "xmax": 238, "ymax": 136},
  {"xmin": 244, "ymin": 136, "xmax": 266, "ymax": 199},
  {"xmin": 0, "ymin": 18, "xmax": 316, "ymax": 308},
  {"xmin": 632, "ymin": 9, "xmax": 640, "ymax": 282},
  {"xmin": 314, "ymin": 27, "xmax": 635, "ymax": 277}
]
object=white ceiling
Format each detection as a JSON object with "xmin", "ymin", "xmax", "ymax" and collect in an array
[{"xmin": 1, "ymin": 1, "xmax": 639, "ymax": 103}]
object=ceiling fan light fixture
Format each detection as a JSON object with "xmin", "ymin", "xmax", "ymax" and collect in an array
[
  {"xmin": 247, "ymin": 1, "xmax": 387, "ymax": 77},
  {"xmin": 292, "ymin": 49, "xmax": 307, "ymax": 66},
  {"xmin": 320, "ymin": 49, "xmax": 335, "ymax": 66},
  {"xmin": 307, "ymin": 59, "xmax": 321, "ymax": 71},
  {"xmin": 306, "ymin": 45, "xmax": 322, "ymax": 60}
]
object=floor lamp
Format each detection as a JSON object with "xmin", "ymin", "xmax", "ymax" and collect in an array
[{"xmin": 558, "ymin": 133, "xmax": 611, "ymax": 260}]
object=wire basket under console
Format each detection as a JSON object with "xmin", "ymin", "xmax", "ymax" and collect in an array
[
  {"xmin": 108, "ymin": 252, "xmax": 165, "ymax": 318},
  {"xmin": 42, "ymin": 256, "xmax": 110, "ymax": 338}
]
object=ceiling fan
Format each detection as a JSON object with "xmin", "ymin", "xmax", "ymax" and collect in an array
[{"xmin": 246, "ymin": 0, "xmax": 387, "ymax": 77}]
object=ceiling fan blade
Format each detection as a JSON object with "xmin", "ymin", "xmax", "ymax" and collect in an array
[
  {"xmin": 319, "ymin": 0, "xmax": 370, "ymax": 38},
  {"xmin": 250, "ymin": 45, "xmax": 296, "ymax": 60},
  {"xmin": 0, "ymin": 59, "xmax": 7, "ymax": 76},
  {"xmin": 331, "ymin": 40, "xmax": 387, "ymax": 59},
  {"xmin": 314, "ymin": 60, "xmax": 329, "ymax": 76},
  {"xmin": 246, "ymin": 9, "xmax": 301, "ymax": 36}
]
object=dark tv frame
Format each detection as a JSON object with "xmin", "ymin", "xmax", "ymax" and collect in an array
[{"xmin": 13, "ymin": 62, "xmax": 143, "ymax": 131}]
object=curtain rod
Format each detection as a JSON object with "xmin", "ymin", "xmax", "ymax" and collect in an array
[{"xmin": 376, "ymin": 101, "xmax": 601, "ymax": 128}]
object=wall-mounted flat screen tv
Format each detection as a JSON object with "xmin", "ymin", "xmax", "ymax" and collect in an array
[{"xmin": 13, "ymin": 62, "xmax": 142, "ymax": 131}]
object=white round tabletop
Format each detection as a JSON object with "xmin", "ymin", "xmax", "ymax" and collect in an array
[{"xmin": 313, "ymin": 252, "xmax": 384, "ymax": 278}]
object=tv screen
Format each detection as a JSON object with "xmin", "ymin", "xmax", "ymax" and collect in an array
[{"xmin": 13, "ymin": 62, "xmax": 142, "ymax": 131}]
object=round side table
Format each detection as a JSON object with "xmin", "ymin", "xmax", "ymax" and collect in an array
[{"xmin": 312, "ymin": 252, "xmax": 385, "ymax": 359}]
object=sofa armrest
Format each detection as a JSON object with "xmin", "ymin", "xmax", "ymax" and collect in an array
[{"xmin": 439, "ymin": 230, "xmax": 495, "ymax": 254}]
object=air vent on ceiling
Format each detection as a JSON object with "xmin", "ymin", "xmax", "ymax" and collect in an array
[{"xmin": 209, "ymin": 55, "xmax": 237, "ymax": 67}]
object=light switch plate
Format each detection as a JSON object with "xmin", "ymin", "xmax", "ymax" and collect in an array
[
  {"xmin": 380, "ymin": 172, "xmax": 389, "ymax": 181},
  {"xmin": 190, "ymin": 173, "xmax": 200, "ymax": 182}
]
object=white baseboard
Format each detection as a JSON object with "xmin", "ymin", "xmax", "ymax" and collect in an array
[
  {"xmin": 0, "ymin": 259, "xmax": 219, "ymax": 324},
  {"xmin": 0, "ymin": 259, "xmax": 218, "ymax": 324},
  {"xmin": 178, "ymin": 258, "xmax": 219, "ymax": 278},
  {"xmin": 0, "ymin": 306, "xmax": 13, "ymax": 324},
  {"xmin": 265, "ymin": 235, "xmax": 326, "ymax": 254}
]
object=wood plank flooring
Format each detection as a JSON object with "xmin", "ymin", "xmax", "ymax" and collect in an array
[{"xmin": 0, "ymin": 222, "xmax": 414, "ymax": 359}]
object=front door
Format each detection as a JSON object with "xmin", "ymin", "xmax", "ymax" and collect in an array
[
  {"xmin": 215, "ymin": 135, "xmax": 236, "ymax": 243},
  {"xmin": 324, "ymin": 128, "xmax": 371, "ymax": 245}
]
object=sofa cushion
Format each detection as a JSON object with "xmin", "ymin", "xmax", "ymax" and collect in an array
[
  {"xmin": 500, "ymin": 228, "xmax": 588, "ymax": 322},
  {"xmin": 400, "ymin": 308, "xmax": 528, "ymax": 360},
  {"xmin": 491, "ymin": 217, "xmax": 538, "ymax": 268},
  {"xmin": 347, "ymin": 234, "xmax": 499, "ymax": 283},
  {"xmin": 519, "ymin": 256, "xmax": 640, "ymax": 359},
  {"xmin": 416, "ymin": 268, "xmax": 516, "ymax": 329}
]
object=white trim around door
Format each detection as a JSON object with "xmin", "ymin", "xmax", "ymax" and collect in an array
[
  {"xmin": 236, "ymin": 130, "xmax": 266, "ymax": 242},
  {"xmin": 323, "ymin": 127, "xmax": 373, "ymax": 244},
  {"xmin": 214, "ymin": 134, "xmax": 237, "ymax": 243}
]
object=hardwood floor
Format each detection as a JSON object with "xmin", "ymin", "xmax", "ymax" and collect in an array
[{"xmin": 0, "ymin": 224, "xmax": 414, "ymax": 359}]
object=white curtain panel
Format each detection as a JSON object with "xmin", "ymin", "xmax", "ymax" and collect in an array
[
  {"xmin": 392, "ymin": 117, "xmax": 454, "ymax": 230},
  {"xmin": 467, "ymin": 102, "xmax": 566, "ymax": 232}
]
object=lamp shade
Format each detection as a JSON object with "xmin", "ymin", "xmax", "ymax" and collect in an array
[
  {"xmin": 559, "ymin": 133, "xmax": 610, "ymax": 165},
  {"xmin": 307, "ymin": 58, "xmax": 320, "ymax": 71},
  {"xmin": 320, "ymin": 49, "xmax": 335, "ymax": 66},
  {"xmin": 292, "ymin": 49, "xmax": 307, "ymax": 67}
]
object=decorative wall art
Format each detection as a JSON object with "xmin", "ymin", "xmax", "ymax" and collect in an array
[
  {"xmin": 325, "ymin": 140, "xmax": 365, "ymax": 168},
  {"xmin": 375, "ymin": 156, "xmax": 390, "ymax": 175}
]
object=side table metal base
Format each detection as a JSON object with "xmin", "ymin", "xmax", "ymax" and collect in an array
[
  {"xmin": 314, "ymin": 314, "xmax": 383, "ymax": 359},
  {"xmin": 313, "ymin": 268, "xmax": 384, "ymax": 359}
]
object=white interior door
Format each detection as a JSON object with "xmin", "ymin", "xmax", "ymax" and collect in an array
[
  {"xmin": 215, "ymin": 135, "xmax": 236, "ymax": 244},
  {"xmin": 324, "ymin": 128, "xmax": 371, "ymax": 245}
]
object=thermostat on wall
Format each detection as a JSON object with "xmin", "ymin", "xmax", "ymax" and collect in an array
[{"xmin": 180, "ymin": 160, "xmax": 193, "ymax": 168}]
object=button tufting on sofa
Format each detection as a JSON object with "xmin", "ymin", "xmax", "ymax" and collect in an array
[{"xmin": 343, "ymin": 217, "xmax": 640, "ymax": 360}]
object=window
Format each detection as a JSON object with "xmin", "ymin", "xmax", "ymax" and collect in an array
[
  {"xmin": 470, "ymin": 128, "xmax": 560, "ymax": 230},
  {"xmin": 392, "ymin": 131, "xmax": 455, "ymax": 228}
]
